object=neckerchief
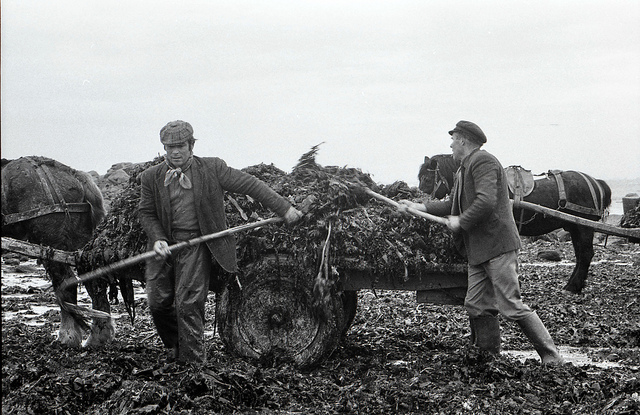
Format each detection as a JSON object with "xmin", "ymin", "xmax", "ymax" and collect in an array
[{"xmin": 164, "ymin": 157, "xmax": 193, "ymax": 189}]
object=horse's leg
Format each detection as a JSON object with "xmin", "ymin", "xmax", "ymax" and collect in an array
[
  {"xmin": 563, "ymin": 225, "xmax": 595, "ymax": 294},
  {"xmin": 83, "ymin": 278, "xmax": 115, "ymax": 347},
  {"xmin": 47, "ymin": 262, "xmax": 84, "ymax": 347}
]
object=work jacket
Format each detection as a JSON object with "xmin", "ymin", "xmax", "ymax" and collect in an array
[
  {"xmin": 424, "ymin": 149, "xmax": 521, "ymax": 265},
  {"xmin": 138, "ymin": 156, "xmax": 291, "ymax": 272}
]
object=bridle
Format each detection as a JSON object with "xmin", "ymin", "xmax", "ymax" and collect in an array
[{"xmin": 425, "ymin": 165, "xmax": 451, "ymax": 199}]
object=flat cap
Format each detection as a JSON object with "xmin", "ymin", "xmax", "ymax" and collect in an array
[
  {"xmin": 160, "ymin": 120, "xmax": 194, "ymax": 145},
  {"xmin": 448, "ymin": 120, "xmax": 487, "ymax": 144}
]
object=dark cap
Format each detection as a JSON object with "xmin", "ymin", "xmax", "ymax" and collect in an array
[
  {"xmin": 160, "ymin": 120, "xmax": 194, "ymax": 145},
  {"xmin": 448, "ymin": 120, "xmax": 487, "ymax": 144}
]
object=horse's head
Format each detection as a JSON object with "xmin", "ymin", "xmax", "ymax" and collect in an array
[
  {"xmin": 418, "ymin": 154, "xmax": 458, "ymax": 199},
  {"xmin": 418, "ymin": 156, "xmax": 436, "ymax": 193}
]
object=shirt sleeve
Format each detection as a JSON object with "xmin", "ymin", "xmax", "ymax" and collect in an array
[{"xmin": 423, "ymin": 198, "xmax": 453, "ymax": 217}]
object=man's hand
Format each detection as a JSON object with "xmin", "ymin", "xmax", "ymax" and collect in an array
[
  {"xmin": 283, "ymin": 206, "xmax": 304, "ymax": 225},
  {"xmin": 397, "ymin": 200, "xmax": 425, "ymax": 215},
  {"xmin": 445, "ymin": 215, "xmax": 462, "ymax": 232},
  {"xmin": 153, "ymin": 240, "xmax": 171, "ymax": 259}
]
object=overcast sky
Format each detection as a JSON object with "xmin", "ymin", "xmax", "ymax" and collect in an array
[{"xmin": 2, "ymin": 1, "xmax": 639, "ymax": 186}]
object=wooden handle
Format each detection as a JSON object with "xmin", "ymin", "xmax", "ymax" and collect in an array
[
  {"xmin": 1, "ymin": 237, "xmax": 78, "ymax": 265},
  {"xmin": 59, "ymin": 217, "xmax": 283, "ymax": 290},
  {"xmin": 513, "ymin": 199, "xmax": 640, "ymax": 239},
  {"xmin": 363, "ymin": 188, "xmax": 448, "ymax": 225}
]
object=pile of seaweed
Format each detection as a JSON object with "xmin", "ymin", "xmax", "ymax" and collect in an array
[
  {"xmin": 233, "ymin": 164, "xmax": 462, "ymax": 274},
  {"xmin": 78, "ymin": 147, "xmax": 463, "ymax": 316}
]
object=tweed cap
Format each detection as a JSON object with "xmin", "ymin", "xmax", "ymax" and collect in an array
[
  {"xmin": 448, "ymin": 120, "xmax": 487, "ymax": 144},
  {"xmin": 160, "ymin": 120, "xmax": 194, "ymax": 145}
]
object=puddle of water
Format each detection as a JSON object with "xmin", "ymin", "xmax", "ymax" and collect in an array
[
  {"xmin": 3, "ymin": 260, "xmax": 145, "ymax": 325},
  {"xmin": 31, "ymin": 305, "xmax": 55, "ymax": 314},
  {"xmin": 2, "ymin": 259, "xmax": 147, "ymax": 302},
  {"xmin": 2, "ymin": 275, "xmax": 50, "ymax": 290},
  {"xmin": 522, "ymin": 260, "xmax": 635, "ymax": 267},
  {"xmin": 3, "ymin": 305, "xmax": 129, "ymax": 323},
  {"xmin": 3, "ymin": 310, "xmax": 50, "ymax": 326},
  {"xmin": 2, "ymin": 294, "xmax": 36, "ymax": 300},
  {"xmin": 504, "ymin": 346, "xmax": 636, "ymax": 369},
  {"xmin": 522, "ymin": 262, "xmax": 575, "ymax": 267},
  {"xmin": 590, "ymin": 260, "xmax": 635, "ymax": 266}
]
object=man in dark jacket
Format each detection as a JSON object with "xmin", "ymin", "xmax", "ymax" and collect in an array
[
  {"xmin": 400, "ymin": 120, "xmax": 563, "ymax": 364},
  {"xmin": 139, "ymin": 120, "xmax": 303, "ymax": 364}
]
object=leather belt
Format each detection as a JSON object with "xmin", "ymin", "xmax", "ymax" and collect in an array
[{"xmin": 171, "ymin": 230, "xmax": 201, "ymax": 242}]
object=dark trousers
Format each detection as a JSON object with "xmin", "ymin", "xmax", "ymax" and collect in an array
[{"xmin": 145, "ymin": 240, "xmax": 211, "ymax": 364}]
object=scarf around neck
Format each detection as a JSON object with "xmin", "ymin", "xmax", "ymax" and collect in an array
[{"xmin": 164, "ymin": 157, "xmax": 193, "ymax": 189}]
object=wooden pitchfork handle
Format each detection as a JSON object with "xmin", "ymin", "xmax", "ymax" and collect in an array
[
  {"xmin": 59, "ymin": 217, "xmax": 283, "ymax": 291},
  {"xmin": 363, "ymin": 188, "xmax": 449, "ymax": 226}
]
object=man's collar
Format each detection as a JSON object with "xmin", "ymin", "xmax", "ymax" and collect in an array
[{"xmin": 460, "ymin": 148, "xmax": 481, "ymax": 168}]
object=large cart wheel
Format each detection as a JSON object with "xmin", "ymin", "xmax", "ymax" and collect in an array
[{"xmin": 216, "ymin": 270, "xmax": 345, "ymax": 369}]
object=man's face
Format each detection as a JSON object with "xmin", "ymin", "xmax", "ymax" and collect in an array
[
  {"xmin": 450, "ymin": 132, "xmax": 465, "ymax": 162},
  {"xmin": 164, "ymin": 142, "xmax": 191, "ymax": 168}
]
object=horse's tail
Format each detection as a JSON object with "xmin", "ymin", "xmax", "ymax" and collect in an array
[
  {"xmin": 584, "ymin": 175, "xmax": 612, "ymax": 218},
  {"xmin": 75, "ymin": 171, "xmax": 106, "ymax": 229},
  {"xmin": 598, "ymin": 179, "xmax": 612, "ymax": 210}
]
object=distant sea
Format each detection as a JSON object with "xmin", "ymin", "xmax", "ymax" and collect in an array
[{"xmin": 606, "ymin": 178, "xmax": 640, "ymax": 215}]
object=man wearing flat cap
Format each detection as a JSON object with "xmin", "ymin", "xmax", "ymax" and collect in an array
[
  {"xmin": 400, "ymin": 120, "xmax": 563, "ymax": 365},
  {"xmin": 139, "ymin": 120, "xmax": 303, "ymax": 365}
]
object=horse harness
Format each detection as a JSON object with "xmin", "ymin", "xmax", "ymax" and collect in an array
[
  {"xmin": 2, "ymin": 157, "xmax": 91, "ymax": 226},
  {"xmin": 427, "ymin": 164, "xmax": 452, "ymax": 199},
  {"xmin": 505, "ymin": 167, "xmax": 606, "ymax": 230},
  {"xmin": 505, "ymin": 166, "xmax": 536, "ymax": 230},
  {"xmin": 505, "ymin": 166, "xmax": 535, "ymax": 202},
  {"xmin": 424, "ymin": 155, "xmax": 457, "ymax": 200},
  {"xmin": 547, "ymin": 170, "xmax": 606, "ymax": 218}
]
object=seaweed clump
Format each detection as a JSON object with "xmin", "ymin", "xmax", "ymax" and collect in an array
[{"xmin": 225, "ymin": 145, "xmax": 463, "ymax": 295}]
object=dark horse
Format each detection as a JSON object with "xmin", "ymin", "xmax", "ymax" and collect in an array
[
  {"xmin": 2, "ymin": 156, "xmax": 114, "ymax": 347},
  {"xmin": 418, "ymin": 154, "xmax": 612, "ymax": 294}
]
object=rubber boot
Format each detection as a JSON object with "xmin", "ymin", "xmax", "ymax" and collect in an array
[
  {"xmin": 517, "ymin": 312, "xmax": 564, "ymax": 365},
  {"xmin": 469, "ymin": 316, "xmax": 476, "ymax": 346},
  {"xmin": 471, "ymin": 315, "xmax": 501, "ymax": 355}
]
